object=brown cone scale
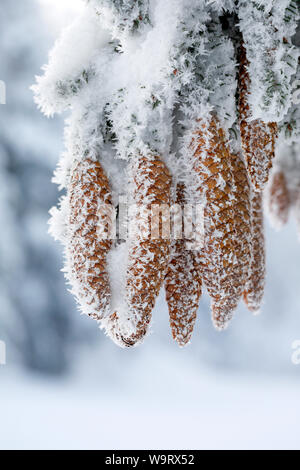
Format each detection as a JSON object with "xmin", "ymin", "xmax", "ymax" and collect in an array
[
  {"xmin": 231, "ymin": 154, "xmax": 252, "ymax": 288},
  {"xmin": 268, "ymin": 171, "xmax": 290, "ymax": 229},
  {"xmin": 165, "ymin": 184, "xmax": 202, "ymax": 346},
  {"xmin": 67, "ymin": 158, "xmax": 113, "ymax": 320},
  {"xmin": 239, "ymin": 43, "xmax": 278, "ymax": 192},
  {"xmin": 191, "ymin": 117, "xmax": 246, "ymax": 330},
  {"xmin": 106, "ymin": 155, "xmax": 172, "ymax": 347},
  {"xmin": 244, "ymin": 191, "xmax": 266, "ymax": 313}
]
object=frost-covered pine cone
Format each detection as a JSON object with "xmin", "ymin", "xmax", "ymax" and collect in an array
[
  {"xmin": 239, "ymin": 44, "xmax": 278, "ymax": 192},
  {"xmin": 164, "ymin": 184, "xmax": 202, "ymax": 347},
  {"xmin": 192, "ymin": 117, "xmax": 245, "ymax": 330},
  {"xmin": 231, "ymin": 153, "xmax": 252, "ymax": 288},
  {"xmin": 106, "ymin": 155, "xmax": 172, "ymax": 347},
  {"xmin": 66, "ymin": 158, "xmax": 113, "ymax": 319},
  {"xmin": 267, "ymin": 171, "xmax": 291, "ymax": 230},
  {"xmin": 244, "ymin": 191, "xmax": 266, "ymax": 314}
]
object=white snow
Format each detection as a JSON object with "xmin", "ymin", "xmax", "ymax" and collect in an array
[{"xmin": 0, "ymin": 361, "xmax": 300, "ymax": 450}]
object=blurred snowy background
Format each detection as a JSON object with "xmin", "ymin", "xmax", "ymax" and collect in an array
[{"xmin": 0, "ymin": 0, "xmax": 300, "ymax": 450}]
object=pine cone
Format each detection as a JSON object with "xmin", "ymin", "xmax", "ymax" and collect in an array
[
  {"xmin": 66, "ymin": 158, "xmax": 113, "ymax": 319},
  {"xmin": 267, "ymin": 171, "xmax": 290, "ymax": 229},
  {"xmin": 244, "ymin": 191, "xmax": 266, "ymax": 314},
  {"xmin": 239, "ymin": 43, "xmax": 278, "ymax": 192},
  {"xmin": 231, "ymin": 153, "xmax": 252, "ymax": 287},
  {"xmin": 164, "ymin": 184, "xmax": 202, "ymax": 346},
  {"xmin": 192, "ymin": 117, "xmax": 245, "ymax": 330},
  {"xmin": 106, "ymin": 155, "xmax": 172, "ymax": 347}
]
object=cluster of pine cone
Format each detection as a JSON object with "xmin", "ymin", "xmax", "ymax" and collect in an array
[{"xmin": 66, "ymin": 44, "xmax": 278, "ymax": 348}]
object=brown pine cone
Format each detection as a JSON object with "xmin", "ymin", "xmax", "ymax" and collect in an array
[
  {"xmin": 106, "ymin": 155, "xmax": 172, "ymax": 347},
  {"xmin": 66, "ymin": 158, "xmax": 113, "ymax": 319},
  {"xmin": 164, "ymin": 184, "xmax": 202, "ymax": 347},
  {"xmin": 191, "ymin": 117, "xmax": 244, "ymax": 330},
  {"xmin": 239, "ymin": 43, "xmax": 278, "ymax": 192},
  {"xmin": 231, "ymin": 154, "xmax": 252, "ymax": 287},
  {"xmin": 244, "ymin": 191, "xmax": 266, "ymax": 313},
  {"xmin": 267, "ymin": 170, "xmax": 290, "ymax": 229}
]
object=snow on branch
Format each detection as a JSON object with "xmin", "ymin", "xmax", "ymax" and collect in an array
[
  {"xmin": 87, "ymin": 0, "xmax": 151, "ymax": 38},
  {"xmin": 238, "ymin": 0, "xmax": 300, "ymax": 122},
  {"xmin": 32, "ymin": 7, "xmax": 112, "ymax": 116}
]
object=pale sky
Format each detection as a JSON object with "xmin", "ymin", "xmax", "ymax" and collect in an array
[{"xmin": 37, "ymin": 0, "xmax": 83, "ymax": 33}]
